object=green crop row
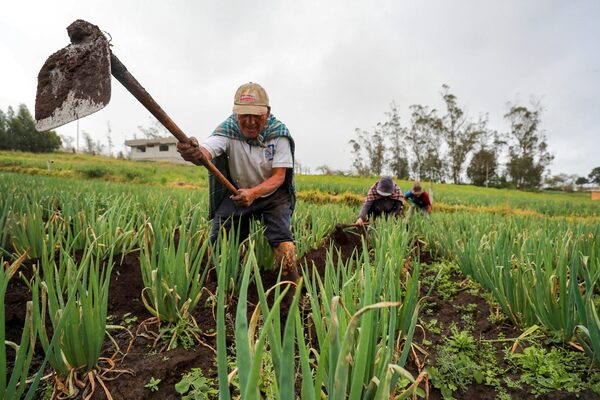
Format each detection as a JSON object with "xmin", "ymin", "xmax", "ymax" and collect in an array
[
  {"xmin": 416, "ymin": 212, "xmax": 600, "ymax": 363},
  {"xmin": 216, "ymin": 217, "xmax": 422, "ymax": 399}
]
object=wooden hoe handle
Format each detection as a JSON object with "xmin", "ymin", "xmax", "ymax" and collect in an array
[{"xmin": 109, "ymin": 53, "xmax": 239, "ymax": 196}]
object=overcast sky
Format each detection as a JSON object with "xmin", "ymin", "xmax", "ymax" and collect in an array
[{"xmin": 2, "ymin": 0, "xmax": 598, "ymax": 177}]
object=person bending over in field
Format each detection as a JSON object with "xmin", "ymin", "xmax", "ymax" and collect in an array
[
  {"xmin": 404, "ymin": 182, "xmax": 432, "ymax": 214},
  {"xmin": 355, "ymin": 176, "xmax": 404, "ymax": 225},
  {"xmin": 176, "ymin": 82, "xmax": 299, "ymax": 283}
]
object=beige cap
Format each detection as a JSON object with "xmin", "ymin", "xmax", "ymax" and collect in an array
[{"xmin": 233, "ymin": 82, "xmax": 270, "ymax": 115}]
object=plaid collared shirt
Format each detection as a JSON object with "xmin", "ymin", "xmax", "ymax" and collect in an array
[{"xmin": 358, "ymin": 180, "xmax": 404, "ymax": 220}]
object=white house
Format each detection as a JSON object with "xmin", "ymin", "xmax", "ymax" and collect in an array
[{"xmin": 124, "ymin": 137, "xmax": 187, "ymax": 164}]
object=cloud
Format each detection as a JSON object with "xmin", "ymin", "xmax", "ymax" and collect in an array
[{"xmin": 2, "ymin": 0, "xmax": 598, "ymax": 176}]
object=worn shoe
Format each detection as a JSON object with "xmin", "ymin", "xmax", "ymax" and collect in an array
[{"xmin": 273, "ymin": 241, "xmax": 300, "ymax": 283}]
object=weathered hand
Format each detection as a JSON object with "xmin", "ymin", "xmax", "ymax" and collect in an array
[
  {"xmin": 176, "ymin": 137, "xmax": 203, "ymax": 164},
  {"xmin": 231, "ymin": 188, "xmax": 257, "ymax": 208},
  {"xmin": 356, "ymin": 217, "xmax": 363, "ymax": 226}
]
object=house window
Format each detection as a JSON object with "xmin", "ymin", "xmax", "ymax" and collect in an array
[
  {"xmin": 159, "ymin": 144, "xmax": 169, "ymax": 152},
  {"xmin": 137, "ymin": 146, "xmax": 146, "ymax": 153}
]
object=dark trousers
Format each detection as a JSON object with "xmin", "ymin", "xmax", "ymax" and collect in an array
[{"xmin": 210, "ymin": 186, "xmax": 294, "ymax": 247}]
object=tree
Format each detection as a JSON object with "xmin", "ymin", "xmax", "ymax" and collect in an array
[
  {"xmin": 0, "ymin": 109, "xmax": 7, "ymax": 147},
  {"xmin": 506, "ymin": 155, "xmax": 545, "ymax": 189},
  {"xmin": 82, "ymin": 131, "xmax": 95, "ymax": 154},
  {"xmin": 60, "ymin": 134, "xmax": 75, "ymax": 152},
  {"xmin": 504, "ymin": 102, "xmax": 553, "ymax": 189},
  {"xmin": 575, "ymin": 176, "xmax": 589, "ymax": 186},
  {"xmin": 81, "ymin": 131, "xmax": 105, "ymax": 155},
  {"xmin": 350, "ymin": 103, "xmax": 411, "ymax": 179},
  {"xmin": 138, "ymin": 116, "xmax": 169, "ymax": 139},
  {"xmin": 420, "ymin": 152, "xmax": 446, "ymax": 182},
  {"xmin": 407, "ymin": 104, "xmax": 445, "ymax": 181},
  {"xmin": 467, "ymin": 131, "xmax": 504, "ymax": 187},
  {"xmin": 0, "ymin": 104, "xmax": 61, "ymax": 152},
  {"xmin": 391, "ymin": 156, "xmax": 410, "ymax": 180},
  {"xmin": 589, "ymin": 167, "xmax": 600, "ymax": 186},
  {"xmin": 438, "ymin": 85, "xmax": 487, "ymax": 183},
  {"xmin": 316, "ymin": 165, "xmax": 347, "ymax": 176},
  {"xmin": 467, "ymin": 148, "xmax": 498, "ymax": 186},
  {"xmin": 106, "ymin": 121, "xmax": 114, "ymax": 157},
  {"xmin": 383, "ymin": 103, "xmax": 410, "ymax": 179},
  {"xmin": 544, "ymin": 173, "xmax": 578, "ymax": 192},
  {"xmin": 316, "ymin": 165, "xmax": 331, "ymax": 175},
  {"xmin": 348, "ymin": 132, "xmax": 370, "ymax": 176},
  {"xmin": 349, "ymin": 127, "xmax": 386, "ymax": 176},
  {"xmin": 367, "ymin": 127, "xmax": 386, "ymax": 176}
]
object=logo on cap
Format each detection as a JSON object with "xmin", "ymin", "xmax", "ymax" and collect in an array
[{"xmin": 240, "ymin": 93, "xmax": 256, "ymax": 103}]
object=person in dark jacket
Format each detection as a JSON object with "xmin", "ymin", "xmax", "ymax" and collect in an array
[
  {"xmin": 404, "ymin": 182, "xmax": 432, "ymax": 214},
  {"xmin": 355, "ymin": 176, "xmax": 404, "ymax": 225}
]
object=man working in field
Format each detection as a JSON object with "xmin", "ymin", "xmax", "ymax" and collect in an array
[
  {"xmin": 355, "ymin": 176, "xmax": 405, "ymax": 225},
  {"xmin": 405, "ymin": 182, "xmax": 432, "ymax": 214},
  {"xmin": 176, "ymin": 82, "xmax": 299, "ymax": 283}
]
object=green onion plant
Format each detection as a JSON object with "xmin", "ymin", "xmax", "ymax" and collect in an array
[
  {"xmin": 140, "ymin": 222, "xmax": 211, "ymax": 350},
  {"xmin": 36, "ymin": 244, "xmax": 115, "ymax": 398},
  {"xmin": 1, "ymin": 254, "xmax": 38, "ymax": 400}
]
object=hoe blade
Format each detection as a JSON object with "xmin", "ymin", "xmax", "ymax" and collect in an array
[{"xmin": 35, "ymin": 20, "xmax": 111, "ymax": 132}]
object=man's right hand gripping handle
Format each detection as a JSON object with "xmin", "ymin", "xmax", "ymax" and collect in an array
[{"xmin": 176, "ymin": 137, "xmax": 207, "ymax": 165}]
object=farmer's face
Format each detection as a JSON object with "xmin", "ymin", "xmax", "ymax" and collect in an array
[{"xmin": 236, "ymin": 112, "xmax": 269, "ymax": 139}]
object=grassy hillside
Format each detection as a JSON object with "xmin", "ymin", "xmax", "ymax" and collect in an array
[
  {"xmin": 0, "ymin": 150, "xmax": 208, "ymax": 189},
  {"xmin": 1, "ymin": 150, "xmax": 598, "ymax": 218}
]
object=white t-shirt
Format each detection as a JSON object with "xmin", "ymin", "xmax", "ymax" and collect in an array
[{"xmin": 201, "ymin": 135, "xmax": 293, "ymax": 192}]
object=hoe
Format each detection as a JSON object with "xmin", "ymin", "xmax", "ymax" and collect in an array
[{"xmin": 35, "ymin": 19, "xmax": 238, "ymax": 195}]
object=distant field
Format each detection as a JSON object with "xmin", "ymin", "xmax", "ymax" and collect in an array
[
  {"xmin": 0, "ymin": 150, "xmax": 209, "ymax": 188},
  {"xmin": 1, "ymin": 150, "xmax": 598, "ymax": 218}
]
